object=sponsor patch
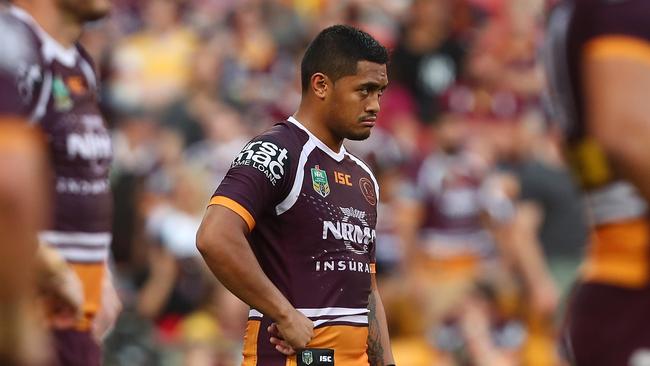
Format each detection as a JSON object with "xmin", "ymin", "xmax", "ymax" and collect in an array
[
  {"xmin": 297, "ymin": 348, "xmax": 334, "ymax": 366},
  {"xmin": 322, "ymin": 206, "xmax": 375, "ymax": 255},
  {"xmin": 232, "ymin": 140, "xmax": 289, "ymax": 186}
]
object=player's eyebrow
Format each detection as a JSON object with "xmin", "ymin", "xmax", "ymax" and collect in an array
[{"xmin": 358, "ymin": 81, "xmax": 388, "ymax": 91}]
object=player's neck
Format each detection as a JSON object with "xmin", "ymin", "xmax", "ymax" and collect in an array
[
  {"xmin": 18, "ymin": 2, "xmax": 82, "ymax": 48},
  {"xmin": 293, "ymin": 110, "xmax": 344, "ymax": 153}
]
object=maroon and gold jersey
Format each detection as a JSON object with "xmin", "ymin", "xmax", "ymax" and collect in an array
[
  {"xmin": 545, "ymin": 0, "xmax": 650, "ymax": 287},
  {"xmin": 0, "ymin": 7, "xmax": 112, "ymax": 328},
  {"xmin": 210, "ymin": 116, "xmax": 379, "ymax": 366}
]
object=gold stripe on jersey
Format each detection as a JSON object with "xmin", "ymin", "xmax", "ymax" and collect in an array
[
  {"xmin": 209, "ymin": 196, "xmax": 256, "ymax": 231},
  {"xmin": 584, "ymin": 36, "xmax": 650, "ymax": 65},
  {"xmin": 581, "ymin": 218, "xmax": 650, "ymax": 288},
  {"xmin": 285, "ymin": 325, "xmax": 369, "ymax": 366},
  {"xmin": 242, "ymin": 320, "xmax": 261, "ymax": 366}
]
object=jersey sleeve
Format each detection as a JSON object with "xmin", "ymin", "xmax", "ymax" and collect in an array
[
  {"xmin": 209, "ymin": 130, "xmax": 296, "ymax": 231},
  {"xmin": 578, "ymin": 0, "xmax": 650, "ymax": 64},
  {"xmin": 0, "ymin": 13, "xmax": 40, "ymax": 117}
]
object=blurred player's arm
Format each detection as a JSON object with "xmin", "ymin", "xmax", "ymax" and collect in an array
[
  {"xmin": 483, "ymin": 174, "xmax": 558, "ymax": 316},
  {"xmin": 196, "ymin": 204, "xmax": 313, "ymax": 354},
  {"xmin": 583, "ymin": 37, "xmax": 650, "ymax": 201},
  {"xmin": 0, "ymin": 120, "xmax": 50, "ymax": 364},
  {"xmin": 367, "ymin": 273, "xmax": 395, "ymax": 366}
]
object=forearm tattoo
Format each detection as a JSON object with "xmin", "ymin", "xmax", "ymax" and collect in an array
[{"xmin": 367, "ymin": 292, "xmax": 385, "ymax": 366}]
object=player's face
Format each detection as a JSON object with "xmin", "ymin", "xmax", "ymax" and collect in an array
[
  {"xmin": 327, "ymin": 61, "xmax": 388, "ymax": 141},
  {"xmin": 58, "ymin": 0, "xmax": 111, "ymax": 23}
]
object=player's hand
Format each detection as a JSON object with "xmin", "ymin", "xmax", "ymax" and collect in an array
[
  {"xmin": 270, "ymin": 310, "xmax": 313, "ymax": 355},
  {"xmin": 268, "ymin": 323, "xmax": 295, "ymax": 355},
  {"xmin": 92, "ymin": 271, "xmax": 122, "ymax": 342},
  {"xmin": 36, "ymin": 245, "xmax": 83, "ymax": 328}
]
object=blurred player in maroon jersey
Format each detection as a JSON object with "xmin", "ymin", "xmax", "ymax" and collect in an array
[
  {"xmin": 546, "ymin": 0, "xmax": 650, "ymax": 364},
  {"xmin": 0, "ymin": 0, "xmax": 120, "ymax": 365},
  {"xmin": 197, "ymin": 25, "xmax": 394, "ymax": 366}
]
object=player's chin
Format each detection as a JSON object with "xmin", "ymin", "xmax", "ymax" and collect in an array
[
  {"xmin": 346, "ymin": 128, "xmax": 372, "ymax": 141},
  {"xmin": 79, "ymin": 3, "xmax": 111, "ymax": 22}
]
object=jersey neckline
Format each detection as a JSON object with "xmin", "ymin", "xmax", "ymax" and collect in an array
[
  {"xmin": 9, "ymin": 6, "xmax": 79, "ymax": 67},
  {"xmin": 287, "ymin": 116, "xmax": 346, "ymax": 162}
]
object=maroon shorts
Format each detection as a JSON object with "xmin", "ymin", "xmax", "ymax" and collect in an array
[
  {"xmin": 51, "ymin": 329, "xmax": 101, "ymax": 366},
  {"xmin": 566, "ymin": 283, "xmax": 650, "ymax": 366}
]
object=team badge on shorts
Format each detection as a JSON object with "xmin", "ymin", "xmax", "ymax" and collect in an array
[
  {"xmin": 302, "ymin": 350, "xmax": 313, "ymax": 365},
  {"xmin": 311, "ymin": 165, "xmax": 330, "ymax": 198},
  {"xmin": 298, "ymin": 348, "xmax": 334, "ymax": 366}
]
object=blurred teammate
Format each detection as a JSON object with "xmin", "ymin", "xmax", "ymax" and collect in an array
[
  {"xmin": 546, "ymin": 0, "xmax": 650, "ymax": 364},
  {"xmin": 197, "ymin": 25, "xmax": 395, "ymax": 366},
  {"xmin": 0, "ymin": 1, "xmax": 120, "ymax": 365}
]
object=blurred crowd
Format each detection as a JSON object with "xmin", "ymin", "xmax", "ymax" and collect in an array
[{"xmin": 89, "ymin": 0, "xmax": 588, "ymax": 365}]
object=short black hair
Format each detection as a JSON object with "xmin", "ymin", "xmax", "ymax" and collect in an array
[{"xmin": 300, "ymin": 24, "xmax": 389, "ymax": 92}]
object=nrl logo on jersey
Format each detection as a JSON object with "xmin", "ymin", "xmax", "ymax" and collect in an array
[
  {"xmin": 301, "ymin": 350, "xmax": 313, "ymax": 365},
  {"xmin": 311, "ymin": 165, "xmax": 330, "ymax": 198},
  {"xmin": 232, "ymin": 140, "xmax": 289, "ymax": 186}
]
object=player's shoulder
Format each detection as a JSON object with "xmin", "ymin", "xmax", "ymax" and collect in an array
[
  {"xmin": 0, "ymin": 9, "xmax": 41, "ymax": 74},
  {"xmin": 344, "ymin": 149, "xmax": 374, "ymax": 175},
  {"xmin": 231, "ymin": 121, "xmax": 306, "ymax": 184},
  {"xmin": 250, "ymin": 120, "xmax": 309, "ymax": 155},
  {"xmin": 572, "ymin": 0, "xmax": 650, "ymax": 42}
]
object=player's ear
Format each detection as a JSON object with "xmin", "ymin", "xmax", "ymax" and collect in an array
[{"xmin": 311, "ymin": 73, "xmax": 329, "ymax": 100}]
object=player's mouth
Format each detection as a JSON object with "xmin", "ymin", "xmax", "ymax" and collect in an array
[{"xmin": 359, "ymin": 115, "xmax": 377, "ymax": 127}]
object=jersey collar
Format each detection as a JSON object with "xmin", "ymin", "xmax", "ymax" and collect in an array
[{"xmin": 287, "ymin": 116, "xmax": 346, "ymax": 162}]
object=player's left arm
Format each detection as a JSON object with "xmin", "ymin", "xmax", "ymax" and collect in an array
[
  {"xmin": 481, "ymin": 173, "xmax": 558, "ymax": 316},
  {"xmin": 367, "ymin": 272, "xmax": 395, "ymax": 366},
  {"xmin": 583, "ymin": 35, "xmax": 650, "ymax": 201}
]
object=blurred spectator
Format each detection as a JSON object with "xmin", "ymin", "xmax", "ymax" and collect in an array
[
  {"xmin": 390, "ymin": 0, "xmax": 466, "ymax": 124},
  {"xmin": 109, "ymin": 0, "xmax": 198, "ymax": 110}
]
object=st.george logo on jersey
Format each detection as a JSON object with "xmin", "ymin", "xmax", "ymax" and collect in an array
[{"xmin": 311, "ymin": 165, "xmax": 330, "ymax": 198}]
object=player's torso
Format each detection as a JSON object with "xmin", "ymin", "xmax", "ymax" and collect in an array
[
  {"xmin": 252, "ymin": 130, "xmax": 377, "ymax": 315},
  {"xmin": 10, "ymin": 6, "xmax": 113, "ymax": 265},
  {"xmin": 39, "ymin": 57, "xmax": 113, "ymax": 239},
  {"xmin": 546, "ymin": 0, "xmax": 650, "ymax": 287},
  {"xmin": 245, "ymin": 120, "xmax": 377, "ymax": 365}
]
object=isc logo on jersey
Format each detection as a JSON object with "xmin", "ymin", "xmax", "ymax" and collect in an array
[{"xmin": 232, "ymin": 140, "xmax": 289, "ymax": 186}]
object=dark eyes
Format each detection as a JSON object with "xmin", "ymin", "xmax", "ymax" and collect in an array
[{"xmin": 358, "ymin": 88, "xmax": 385, "ymax": 97}]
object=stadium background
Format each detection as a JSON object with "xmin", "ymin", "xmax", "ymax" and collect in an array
[{"xmin": 90, "ymin": 0, "xmax": 587, "ymax": 364}]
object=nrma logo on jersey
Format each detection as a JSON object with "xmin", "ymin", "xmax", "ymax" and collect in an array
[
  {"xmin": 232, "ymin": 140, "xmax": 289, "ymax": 186},
  {"xmin": 66, "ymin": 115, "xmax": 111, "ymax": 161},
  {"xmin": 322, "ymin": 207, "xmax": 376, "ymax": 255}
]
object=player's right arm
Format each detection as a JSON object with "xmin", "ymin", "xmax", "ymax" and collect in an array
[
  {"xmin": 196, "ymin": 133, "xmax": 313, "ymax": 354},
  {"xmin": 196, "ymin": 206, "xmax": 313, "ymax": 352}
]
